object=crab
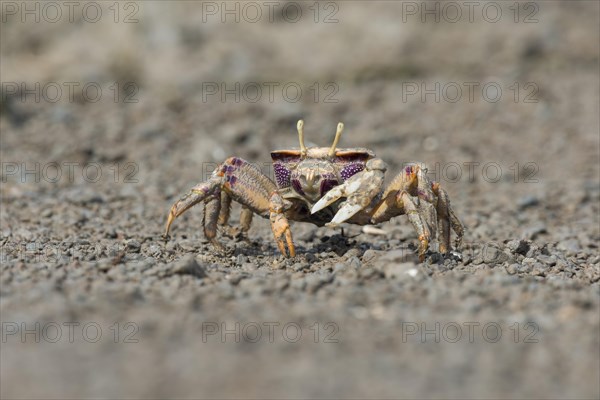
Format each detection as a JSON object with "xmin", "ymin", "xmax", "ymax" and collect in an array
[{"xmin": 164, "ymin": 120, "xmax": 464, "ymax": 261}]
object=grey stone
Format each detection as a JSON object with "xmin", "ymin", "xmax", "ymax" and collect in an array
[
  {"xmin": 344, "ymin": 248, "xmax": 361, "ymax": 259},
  {"xmin": 482, "ymin": 243, "xmax": 509, "ymax": 265},
  {"xmin": 126, "ymin": 240, "xmax": 141, "ymax": 252},
  {"xmin": 362, "ymin": 249, "xmax": 382, "ymax": 263},
  {"xmin": 506, "ymin": 264, "xmax": 519, "ymax": 275},
  {"xmin": 557, "ymin": 239, "xmax": 581, "ymax": 255},
  {"xmin": 517, "ymin": 195, "xmax": 539, "ymax": 209},
  {"xmin": 538, "ymin": 255, "xmax": 557, "ymax": 266},
  {"xmin": 507, "ymin": 240, "xmax": 530, "ymax": 255},
  {"xmin": 333, "ymin": 263, "xmax": 346, "ymax": 273},
  {"xmin": 305, "ymin": 253, "xmax": 317, "ymax": 263},
  {"xmin": 347, "ymin": 256, "xmax": 362, "ymax": 269},
  {"xmin": 532, "ymin": 263, "xmax": 547, "ymax": 276},
  {"xmin": 170, "ymin": 255, "xmax": 207, "ymax": 278}
]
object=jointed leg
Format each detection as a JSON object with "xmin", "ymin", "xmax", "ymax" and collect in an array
[
  {"xmin": 269, "ymin": 195, "xmax": 295, "ymax": 257},
  {"xmin": 203, "ymin": 191, "xmax": 224, "ymax": 251},
  {"xmin": 370, "ymin": 164, "xmax": 424, "ymax": 222},
  {"xmin": 218, "ymin": 191, "xmax": 255, "ymax": 240},
  {"xmin": 433, "ymin": 183, "xmax": 451, "ymax": 254},
  {"xmin": 164, "ymin": 157, "xmax": 295, "ymax": 257},
  {"xmin": 398, "ymin": 191, "xmax": 431, "ymax": 261},
  {"xmin": 449, "ymin": 209, "xmax": 464, "ymax": 249},
  {"xmin": 432, "ymin": 182, "xmax": 464, "ymax": 250},
  {"xmin": 240, "ymin": 207, "xmax": 254, "ymax": 234},
  {"xmin": 164, "ymin": 175, "xmax": 222, "ymax": 239},
  {"xmin": 218, "ymin": 191, "xmax": 232, "ymax": 226},
  {"xmin": 370, "ymin": 163, "xmax": 464, "ymax": 259}
]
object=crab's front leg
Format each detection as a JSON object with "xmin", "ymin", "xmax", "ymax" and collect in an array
[
  {"xmin": 311, "ymin": 158, "xmax": 387, "ymax": 225},
  {"xmin": 164, "ymin": 157, "xmax": 295, "ymax": 257}
]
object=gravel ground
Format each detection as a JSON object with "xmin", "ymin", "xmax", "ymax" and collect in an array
[{"xmin": 1, "ymin": 2, "xmax": 599, "ymax": 399}]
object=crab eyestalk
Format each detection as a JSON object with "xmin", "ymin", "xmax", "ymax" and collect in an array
[
  {"xmin": 328, "ymin": 122, "xmax": 344, "ymax": 157},
  {"xmin": 297, "ymin": 119, "xmax": 307, "ymax": 157}
]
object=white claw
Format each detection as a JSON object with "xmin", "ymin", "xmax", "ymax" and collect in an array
[
  {"xmin": 311, "ymin": 187, "xmax": 344, "ymax": 214},
  {"xmin": 311, "ymin": 178, "xmax": 365, "ymax": 214},
  {"xmin": 344, "ymin": 179, "xmax": 362, "ymax": 194},
  {"xmin": 329, "ymin": 203, "xmax": 363, "ymax": 226}
]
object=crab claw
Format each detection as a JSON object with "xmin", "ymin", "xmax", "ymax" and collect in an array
[
  {"xmin": 270, "ymin": 209, "xmax": 295, "ymax": 257},
  {"xmin": 312, "ymin": 159, "xmax": 387, "ymax": 226},
  {"xmin": 269, "ymin": 194, "xmax": 295, "ymax": 257},
  {"xmin": 311, "ymin": 180, "xmax": 362, "ymax": 214},
  {"xmin": 311, "ymin": 188, "xmax": 341, "ymax": 214},
  {"xmin": 326, "ymin": 203, "xmax": 363, "ymax": 227}
]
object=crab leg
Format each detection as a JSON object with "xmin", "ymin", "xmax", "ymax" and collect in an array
[
  {"xmin": 449, "ymin": 208, "xmax": 464, "ymax": 249},
  {"xmin": 371, "ymin": 164, "xmax": 425, "ymax": 223},
  {"xmin": 311, "ymin": 158, "xmax": 387, "ymax": 226},
  {"xmin": 240, "ymin": 207, "xmax": 254, "ymax": 234},
  {"xmin": 217, "ymin": 190, "xmax": 254, "ymax": 239},
  {"xmin": 432, "ymin": 182, "xmax": 464, "ymax": 250},
  {"xmin": 164, "ymin": 157, "xmax": 295, "ymax": 257},
  {"xmin": 370, "ymin": 163, "xmax": 464, "ymax": 258},
  {"xmin": 398, "ymin": 191, "xmax": 430, "ymax": 261},
  {"xmin": 203, "ymin": 191, "xmax": 225, "ymax": 251},
  {"xmin": 433, "ymin": 183, "xmax": 450, "ymax": 253},
  {"xmin": 164, "ymin": 175, "xmax": 221, "ymax": 239},
  {"xmin": 218, "ymin": 190, "xmax": 233, "ymax": 226}
]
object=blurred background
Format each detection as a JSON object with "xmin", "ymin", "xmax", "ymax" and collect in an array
[{"xmin": 1, "ymin": 1, "xmax": 599, "ymax": 399}]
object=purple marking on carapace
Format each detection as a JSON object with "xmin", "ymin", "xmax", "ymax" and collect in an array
[
  {"xmin": 340, "ymin": 163, "xmax": 365, "ymax": 181},
  {"xmin": 273, "ymin": 163, "xmax": 291, "ymax": 188},
  {"xmin": 291, "ymin": 179, "xmax": 305, "ymax": 195},
  {"xmin": 225, "ymin": 175, "xmax": 237, "ymax": 186},
  {"xmin": 320, "ymin": 179, "xmax": 338, "ymax": 195},
  {"xmin": 230, "ymin": 157, "xmax": 243, "ymax": 166}
]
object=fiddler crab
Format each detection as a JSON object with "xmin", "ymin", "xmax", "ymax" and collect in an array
[{"xmin": 164, "ymin": 120, "xmax": 464, "ymax": 261}]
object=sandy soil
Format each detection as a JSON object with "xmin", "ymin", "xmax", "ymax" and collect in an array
[{"xmin": 1, "ymin": 2, "xmax": 599, "ymax": 399}]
